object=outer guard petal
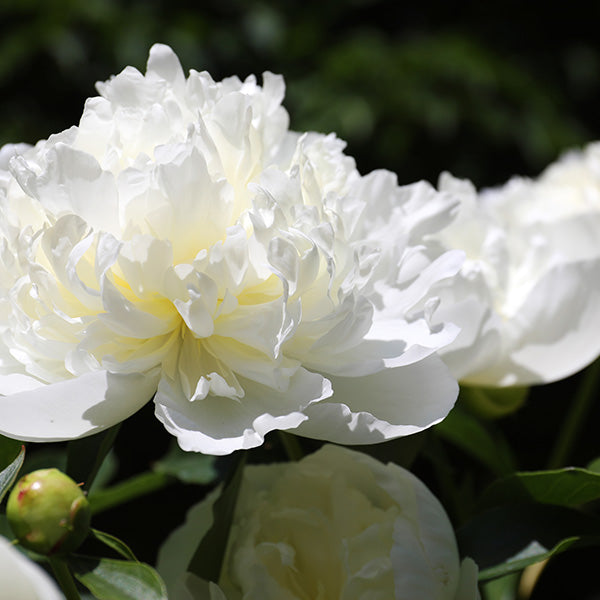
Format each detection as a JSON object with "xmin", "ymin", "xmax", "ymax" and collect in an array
[
  {"xmin": 292, "ymin": 355, "xmax": 458, "ymax": 444},
  {"xmin": 0, "ymin": 369, "xmax": 159, "ymax": 442}
]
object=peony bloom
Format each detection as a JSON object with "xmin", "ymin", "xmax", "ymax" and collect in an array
[
  {"xmin": 430, "ymin": 148, "xmax": 600, "ymax": 386},
  {"xmin": 0, "ymin": 44, "xmax": 462, "ymax": 454},
  {"xmin": 158, "ymin": 445, "xmax": 480, "ymax": 599},
  {"xmin": 0, "ymin": 535, "xmax": 64, "ymax": 599}
]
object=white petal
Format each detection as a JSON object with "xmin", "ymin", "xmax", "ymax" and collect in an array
[
  {"xmin": 0, "ymin": 373, "xmax": 45, "ymax": 394},
  {"xmin": 390, "ymin": 490, "xmax": 460, "ymax": 598},
  {"xmin": 438, "ymin": 303, "xmax": 503, "ymax": 382},
  {"xmin": 468, "ymin": 258, "xmax": 600, "ymax": 386},
  {"xmin": 26, "ymin": 144, "xmax": 120, "ymax": 235},
  {"xmin": 147, "ymin": 43, "xmax": 186, "ymax": 89},
  {"xmin": 154, "ymin": 367, "xmax": 332, "ymax": 455},
  {"xmin": 0, "ymin": 536, "xmax": 63, "ymax": 600},
  {"xmin": 0, "ymin": 369, "xmax": 159, "ymax": 442},
  {"xmin": 157, "ymin": 489, "xmax": 219, "ymax": 600},
  {"xmin": 100, "ymin": 277, "xmax": 176, "ymax": 338},
  {"xmin": 455, "ymin": 559, "xmax": 481, "ymax": 600},
  {"xmin": 292, "ymin": 355, "xmax": 457, "ymax": 444},
  {"xmin": 509, "ymin": 258, "xmax": 600, "ymax": 383}
]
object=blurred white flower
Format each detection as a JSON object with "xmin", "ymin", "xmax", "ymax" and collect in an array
[
  {"xmin": 0, "ymin": 44, "xmax": 462, "ymax": 454},
  {"xmin": 0, "ymin": 536, "xmax": 63, "ymax": 600},
  {"xmin": 432, "ymin": 145, "xmax": 600, "ymax": 386},
  {"xmin": 158, "ymin": 444, "xmax": 480, "ymax": 600}
]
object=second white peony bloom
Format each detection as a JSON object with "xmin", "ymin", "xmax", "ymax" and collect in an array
[
  {"xmin": 0, "ymin": 45, "xmax": 463, "ymax": 454},
  {"xmin": 431, "ymin": 146, "xmax": 600, "ymax": 386}
]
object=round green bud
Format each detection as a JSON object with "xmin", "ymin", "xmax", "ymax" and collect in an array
[
  {"xmin": 6, "ymin": 468, "xmax": 91, "ymax": 556},
  {"xmin": 460, "ymin": 385, "xmax": 528, "ymax": 419}
]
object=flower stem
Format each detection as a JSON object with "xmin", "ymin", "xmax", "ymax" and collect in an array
[
  {"xmin": 425, "ymin": 434, "xmax": 469, "ymax": 524},
  {"xmin": 49, "ymin": 557, "xmax": 81, "ymax": 600},
  {"xmin": 547, "ymin": 358, "xmax": 600, "ymax": 469},
  {"xmin": 88, "ymin": 472, "xmax": 173, "ymax": 515},
  {"xmin": 278, "ymin": 431, "xmax": 304, "ymax": 461}
]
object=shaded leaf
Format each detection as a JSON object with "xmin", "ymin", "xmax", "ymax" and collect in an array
[
  {"xmin": 457, "ymin": 504, "xmax": 600, "ymax": 581},
  {"xmin": 478, "ymin": 467, "xmax": 600, "ymax": 510},
  {"xmin": 23, "ymin": 446, "xmax": 67, "ymax": 474},
  {"xmin": 67, "ymin": 425, "xmax": 121, "ymax": 491},
  {"xmin": 153, "ymin": 443, "xmax": 217, "ymax": 485},
  {"xmin": 69, "ymin": 555, "xmax": 167, "ymax": 600},
  {"xmin": 587, "ymin": 457, "xmax": 600, "ymax": 474},
  {"xmin": 188, "ymin": 452, "xmax": 247, "ymax": 582},
  {"xmin": 435, "ymin": 405, "xmax": 516, "ymax": 475},
  {"xmin": 0, "ymin": 513, "xmax": 12, "ymax": 538},
  {"xmin": 481, "ymin": 572, "xmax": 520, "ymax": 600},
  {"xmin": 0, "ymin": 434, "xmax": 22, "ymax": 471},
  {"xmin": 91, "ymin": 529, "xmax": 138, "ymax": 561},
  {"xmin": 0, "ymin": 444, "xmax": 25, "ymax": 504}
]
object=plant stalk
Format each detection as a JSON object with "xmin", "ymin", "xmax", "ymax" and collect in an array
[
  {"xmin": 547, "ymin": 358, "xmax": 600, "ymax": 469},
  {"xmin": 278, "ymin": 431, "xmax": 304, "ymax": 461},
  {"xmin": 88, "ymin": 472, "xmax": 173, "ymax": 515},
  {"xmin": 49, "ymin": 557, "xmax": 81, "ymax": 600}
]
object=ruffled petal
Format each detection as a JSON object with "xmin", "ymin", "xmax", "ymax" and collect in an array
[
  {"xmin": 292, "ymin": 355, "xmax": 458, "ymax": 444},
  {"xmin": 154, "ymin": 367, "xmax": 332, "ymax": 455}
]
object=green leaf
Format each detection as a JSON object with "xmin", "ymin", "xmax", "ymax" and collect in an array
[
  {"xmin": 435, "ymin": 405, "xmax": 516, "ymax": 475},
  {"xmin": 69, "ymin": 555, "xmax": 167, "ymax": 600},
  {"xmin": 0, "ymin": 513, "xmax": 13, "ymax": 538},
  {"xmin": 586, "ymin": 457, "xmax": 600, "ymax": 473},
  {"xmin": 188, "ymin": 452, "xmax": 247, "ymax": 582},
  {"xmin": 481, "ymin": 572, "xmax": 520, "ymax": 600},
  {"xmin": 0, "ymin": 434, "xmax": 22, "ymax": 471},
  {"xmin": 457, "ymin": 504, "xmax": 600, "ymax": 581},
  {"xmin": 90, "ymin": 529, "xmax": 138, "ymax": 561},
  {"xmin": 478, "ymin": 467, "xmax": 600, "ymax": 510},
  {"xmin": 482, "ymin": 573, "xmax": 520, "ymax": 600},
  {"xmin": 478, "ymin": 537, "xmax": 583, "ymax": 581},
  {"xmin": 0, "ymin": 444, "xmax": 25, "ymax": 504},
  {"xmin": 67, "ymin": 425, "xmax": 121, "ymax": 491},
  {"xmin": 23, "ymin": 446, "xmax": 67, "ymax": 474},
  {"xmin": 153, "ymin": 443, "xmax": 217, "ymax": 485}
]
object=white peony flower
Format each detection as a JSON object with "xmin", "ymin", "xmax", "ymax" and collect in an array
[
  {"xmin": 0, "ymin": 44, "xmax": 462, "ymax": 454},
  {"xmin": 431, "ymin": 145, "xmax": 600, "ymax": 386},
  {"xmin": 0, "ymin": 536, "xmax": 64, "ymax": 599},
  {"xmin": 157, "ymin": 445, "xmax": 480, "ymax": 600}
]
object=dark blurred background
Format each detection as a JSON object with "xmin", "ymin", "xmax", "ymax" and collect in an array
[
  {"xmin": 3, "ymin": 2, "xmax": 600, "ymax": 596},
  {"xmin": 1, "ymin": 0, "xmax": 599, "ymax": 188}
]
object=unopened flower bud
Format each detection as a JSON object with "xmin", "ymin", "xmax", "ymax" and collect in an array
[{"xmin": 6, "ymin": 468, "xmax": 90, "ymax": 556}]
